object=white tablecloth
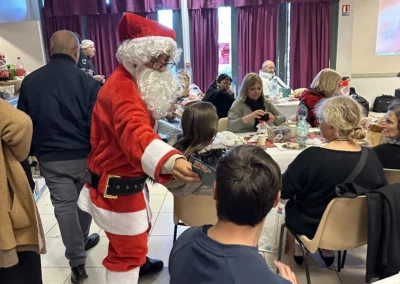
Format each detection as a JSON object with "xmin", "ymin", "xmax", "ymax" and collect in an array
[{"xmin": 274, "ymin": 101, "xmax": 298, "ymax": 119}]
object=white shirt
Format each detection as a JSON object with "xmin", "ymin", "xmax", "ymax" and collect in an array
[{"xmin": 259, "ymin": 70, "xmax": 289, "ymax": 98}]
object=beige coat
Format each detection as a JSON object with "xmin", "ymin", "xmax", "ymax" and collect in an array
[{"xmin": 0, "ymin": 99, "xmax": 46, "ymax": 268}]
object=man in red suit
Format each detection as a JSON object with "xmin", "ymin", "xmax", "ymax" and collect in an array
[{"xmin": 78, "ymin": 13, "xmax": 200, "ymax": 284}]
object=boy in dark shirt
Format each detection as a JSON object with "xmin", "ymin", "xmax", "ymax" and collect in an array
[{"xmin": 169, "ymin": 145, "xmax": 297, "ymax": 284}]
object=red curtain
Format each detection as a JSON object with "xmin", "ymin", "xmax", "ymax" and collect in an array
[
  {"xmin": 238, "ymin": 4, "xmax": 278, "ymax": 84},
  {"xmin": 86, "ymin": 12, "xmax": 159, "ymax": 78},
  {"xmin": 190, "ymin": 9, "xmax": 219, "ymax": 92},
  {"xmin": 289, "ymin": 2, "xmax": 331, "ymax": 89},
  {"xmin": 45, "ymin": 16, "xmax": 83, "ymax": 56}
]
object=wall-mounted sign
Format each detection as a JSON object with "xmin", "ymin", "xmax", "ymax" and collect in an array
[{"xmin": 342, "ymin": 5, "xmax": 350, "ymax": 16}]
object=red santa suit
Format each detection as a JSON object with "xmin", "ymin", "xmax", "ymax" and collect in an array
[{"xmin": 78, "ymin": 14, "xmax": 183, "ymax": 284}]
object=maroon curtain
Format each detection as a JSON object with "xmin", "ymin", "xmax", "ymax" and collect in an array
[
  {"xmin": 238, "ymin": 5, "xmax": 277, "ymax": 84},
  {"xmin": 110, "ymin": 0, "xmax": 179, "ymax": 13},
  {"xmin": 289, "ymin": 2, "xmax": 331, "ymax": 89},
  {"xmin": 190, "ymin": 9, "xmax": 219, "ymax": 92},
  {"xmin": 44, "ymin": 0, "xmax": 106, "ymax": 17},
  {"xmin": 86, "ymin": 12, "xmax": 158, "ymax": 78},
  {"xmin": 45, "ymin": 16, "xmax": 83, "ymax": 56},
  {"xmin": 188, "ymin": 0, "xmax": 336, "ymax": 9}
]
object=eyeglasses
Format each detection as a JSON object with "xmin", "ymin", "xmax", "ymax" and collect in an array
[
  {"xmin": 317, "ymin": 117, "xmax": 323, "ymax": 124},
  {"xmin": 152, "ymin": 60, "xmax": 176, "ymax": 70},
  {"xmin": 266, "ymin": 66, "xmax": 276, "ymax": 70}
]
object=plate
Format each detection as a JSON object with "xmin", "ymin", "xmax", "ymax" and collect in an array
[{"xmin": 282, "ymin": 144, "xmax": 307, "ymax": 150}]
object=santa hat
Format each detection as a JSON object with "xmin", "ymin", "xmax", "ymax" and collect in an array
[{"xmin": 116, "ymin": 13, "xmax": 181, "ymax": 68}]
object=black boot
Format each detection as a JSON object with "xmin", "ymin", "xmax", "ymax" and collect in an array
[
  {"xmin": 139, "ymin": 257, "xmax": 164, "ymax": 276},
  {"xmin": 85, "ymin": 233, "xmax": 100, "ymax": 251},
  {"xmin": 71, "ymin": 265, "xmax": 88, "ymax": 284}
]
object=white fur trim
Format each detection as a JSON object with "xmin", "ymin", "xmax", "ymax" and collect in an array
[
  {"xmin": 106, "ymin": 268, "xmax": 139, "ymax": 284},
  {"xmin": 154, "ymin": 120, "xmax": 159, "ymax": 133},
  {"xmin": 78, "ymin": 186, "xmax": 150, "ymax": 236},
  {"xmin": 141, "ymin": 139, "xmax": 175, "ymax": 179},
  {"xmin": 125, "ymin": 36, "xmax": 176, "ymax": 46}
]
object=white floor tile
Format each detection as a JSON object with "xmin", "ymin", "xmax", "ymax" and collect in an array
[
  {"xmin": 46, "ymin": 222, "xmax": 101, "ymax": 239},
  {"xmin": 99, "ymin": 229, "xmax": 107, "ymax": 237},
  {"xmin": 40, "ymin": 214, "xmax": 58, "ymax": 235},
  {"xmin": 151, "ymin": 213, "xmax": 175, "ymax": 236},
  {"xmin": 160, "ymin": 195, "xmax": 173, "ymax": 213},
  {"xmin": 41, "ymin": 238, "xmax": 70, "ymax": 268},
  {"xmin": 149, "ymin": 195, "xmax": 166, "ymax": 213},
  {"xmin": 335, "ymin": 246, "xmax": 367, "ymax": 268},
  {"xmin": 265, "ymin": 250, "xmax": 326, "ymax": 268},
  {"xmin": 139, "ymin": 267, "xmax": 170, "ymax": 284},
  {"xmin": 291, "ymin": 267, "xmax": 341, "ymax": 284},
  {"xmin": 37, "ymin": 195, "xmax": 55, "ymax": 215},
  {"xmin": 41, "ymin": 267, "xmax": 70, "ymax": 284},
  {"xmin": 86, "ymin": 238, "xmax": 109, "ymax": 268},
  {"xmin": 84, "ymin": 268, "xmax": 107, "ymax": 284},
  {"xmin": 148, "ymin": 183, "xmax": 168, "ymax": 195},
  {"xmin": 147, "ymin": 236, "xmax": 174, "ymax": 266}
]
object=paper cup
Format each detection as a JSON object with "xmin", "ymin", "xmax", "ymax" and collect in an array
[
  {"xmin": 258, "ymin": 134, "xmax": 267, "ymax": 146},
  {"xmin": 289, "ymin": 125, "xmax": 297, "ymax": 138}
]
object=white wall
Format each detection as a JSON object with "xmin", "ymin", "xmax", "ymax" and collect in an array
[
  {"xmin": 0, "ymin": 21, "xmax": 46, "ymax": 71},
  {"xmin": 336, "ymin": 0, "xmax": 400, "ymax": 104}
]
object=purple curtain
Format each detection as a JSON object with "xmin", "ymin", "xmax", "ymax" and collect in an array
[
  {"xmin": 190, "ymin": 9, "xmax": 219, "ymax": 92},
  {"xmin": 238, "ymin": 5, "xmax": 277, "ymax": 84},
  {"xmin": 87, "ymin": 14, "xmax": 122, "ymax": 78},
  {"xmin": 45, "ymin": 16, "xmax": 83, "ymax": 56},
  {"xmin": 110, "ymin": 0, "xmax": 179, "ymax": 13},
  {"xmin": 86, "ymin": 12, "xmax": 158, "ymax": 78},
  {"xmin": 44, "ymin": 0, "xmax": 106, "ymax": 17},
  {"xmin": 289, "ymin": 2, "xmax": 331, "ymax": 89},
  {"xmin": 188, "ymin": 0, "xmax": 336, "ymax": 9}
]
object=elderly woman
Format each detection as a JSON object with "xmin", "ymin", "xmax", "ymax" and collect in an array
[
  {"xmin": 373, "ymin": 100, "xmax": 400, "ymax": 169},
  {"xmin": 299, "ymin": 68, "xmax": 342, "ymax": 127},
  {"xmin": 0, "ymin": 98, "xmax": 46, "ymax": 283},
  {"xmin": 227, "ymin": 73, "xmax": 286, "ymax": 133},
  {"xmin": 282, "ymin": 96, "xmax": 387, "ymax": 266},
  {"xmin": 77, "ymin": 39, "xmax": 105, "ymax": 83}
]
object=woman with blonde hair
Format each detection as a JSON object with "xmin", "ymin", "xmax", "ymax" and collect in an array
[
  {"xmin": 300, "ymin": 68, "xmax": 342, "ymax": 127},
  {"xmin": 282, "ymin": 96, "xmax": 387, "ymax": 267},
  {"xmin": 227, "ymin": 73, "xmax": 286, "ymax": 133}
]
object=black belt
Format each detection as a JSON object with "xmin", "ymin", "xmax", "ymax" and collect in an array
[{"xmin": 86, "ymin": 170, "xmax": 148, "ymax": 199}]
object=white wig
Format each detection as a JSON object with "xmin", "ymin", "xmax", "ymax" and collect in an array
[
  {"xmin": 116, "ymin": 36, "xmax": 182, "ymax": 69},
  {"xmin": 81, "ymin": 40, "xmax": 95, "ymax": 49}
]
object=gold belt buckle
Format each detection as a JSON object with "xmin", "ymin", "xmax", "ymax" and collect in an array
[{"xmin": 104, "ymin": 175, "xmax": 120, "ymax": 199}]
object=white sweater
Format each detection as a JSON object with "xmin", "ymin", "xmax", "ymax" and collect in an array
[{"xmin": 259, "ymin": 70, "xmax": 289, "ymax": 98}]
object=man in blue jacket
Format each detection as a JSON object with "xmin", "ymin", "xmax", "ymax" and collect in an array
[{"xmin": 18, "ymin": 30, "xmax": 100, "ymax": 284}]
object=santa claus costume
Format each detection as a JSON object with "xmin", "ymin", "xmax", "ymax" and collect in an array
[{"xmin": 78, "ymin": 14, "xmax": 186, "ymax": 284}]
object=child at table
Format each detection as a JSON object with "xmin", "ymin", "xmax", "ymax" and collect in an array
[{"xmin": 165, "ymin": 102, "xmax": 226, "ymax": 197}]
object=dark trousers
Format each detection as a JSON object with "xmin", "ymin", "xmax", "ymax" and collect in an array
[{"xmin": 0, "ymin": 251, "xmax": 43, "ymax": 284}]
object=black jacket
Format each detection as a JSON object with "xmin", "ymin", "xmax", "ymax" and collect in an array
[
  {"xmin": 202, "ymin": 88, "xmax": 235, "ymax": 118},
  {"xmin": 17, "ymin": 54, "xmax": 100, "ymax": 162},
  {"xmin": 77, "ymin": 50, "xmax": 97, "ymax": 75},
  {"xmin": 336, "ymin": 183, "xmax": 400, "ymax": 282}
]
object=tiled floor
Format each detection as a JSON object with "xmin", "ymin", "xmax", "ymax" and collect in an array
[{"xmin": 38, "ymin": 182, "xmax": 374, "ymax": 284}]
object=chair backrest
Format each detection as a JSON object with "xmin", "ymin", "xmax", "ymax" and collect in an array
[
  {"xmin": 301, "ymin": 197, "xmax": 368, "ymax": 252},
  {"xmin": 384, "ymin": 168, "xmax": 400, "ymax": 185},
  {"xmin": 173, "ymin": 195, "xmax": 218, "ymax": 226},
  {"xmin": 218, "ymin": 118, "xmax": 228, "ymax": 132}
]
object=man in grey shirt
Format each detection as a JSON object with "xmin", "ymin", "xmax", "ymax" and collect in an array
[{"xmin": 169, "ymin": 145, "xmax": 297, "ymax": 284}]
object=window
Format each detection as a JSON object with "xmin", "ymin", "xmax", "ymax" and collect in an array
[
  {"xmin": 158, "ymin": 10, "xmax": 173, "ymax": 29},
  {"xmin": 218, "ymin": 7, "xmax": 232, "ymax": 78}
]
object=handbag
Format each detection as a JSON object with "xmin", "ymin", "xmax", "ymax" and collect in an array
[
  {"xmin": 373, "ymin": 95, "xmax": 395, "ymax": 113},
  {"xmin": 351, "ymin": 94, "xmax": 369, "ymax": 117}
]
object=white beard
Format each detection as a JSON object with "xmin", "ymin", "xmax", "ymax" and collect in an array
[{"xmin": 135, "ymin": 66, "xmax": 183, "ymax": 119}]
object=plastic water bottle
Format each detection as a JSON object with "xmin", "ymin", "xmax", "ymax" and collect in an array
[
  {"xmin": 270, "ymin": 77, "xmax": 279, "ymax": 103},
  {"xmin": 296, "ymin": 102, "xmax": 309, "ymax": 145},
  {"xmin": 16, "ymin": 57, "xmax": 25, "ymax": 68}
]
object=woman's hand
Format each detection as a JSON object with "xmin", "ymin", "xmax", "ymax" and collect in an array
[
  {"xmin": 242, "ymin": 110, "xmax": 266, "ymax": 124},
  {"xmin": 275, "ymin": 261, "xmax": 297, "ymax": 284},
  {"xmin": 266, "ymin": 112, "xmax": 275, "ymax": 124}
]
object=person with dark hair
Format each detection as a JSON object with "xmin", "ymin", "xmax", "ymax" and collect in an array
[
  {"xmin": 169, "ymin": 145, "xmax": 297, "ymax": 284},
  {"xmin": 203, "ymin": 74, "xmax": 235, "ymax": 118},
  {"xmin": 166, "ymin": 102, "xmax": 226, "ymax": 196},
  {"xmin": 373, "ymin": 100, "xmax": 400, "ymax": 169}
]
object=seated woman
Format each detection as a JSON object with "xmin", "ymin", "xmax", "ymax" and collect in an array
[
  {"xmin": 373, "ymin": 100, "xmax": 400, "ymax": 169},
  {"xmin": 165, "ymin": 102, "xmax": 226, "ymax": 197},
  {"xmin": 203, "ymin": 74, "xmax": 235, "ymax": 118},
  {"xmin": 227, "ymin": 73, "xmax": 286, "ymax": 133},
  {"xmin": 282, "ymin": 96, "xmax": 387, "ymax": 266},
  {"xmin": 299, "ymin": 68, "xmax": 342, "ymax": 127},
  {"xmin": 177, "ymin": 70, "xmax": 204, "ymax": 108}
]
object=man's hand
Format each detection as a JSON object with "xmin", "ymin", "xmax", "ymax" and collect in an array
[
  {"xmin": 94, "ymin": 75, "xmax": 105, "ymax": 82},
  {"xmin": 275, "ymin": 261, "xmax": 297, "ymax": 284},
  {"xmin": 173, "ymin": 158, "xmax": 201, "ymax": 183}
]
